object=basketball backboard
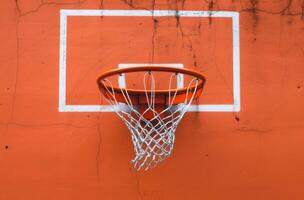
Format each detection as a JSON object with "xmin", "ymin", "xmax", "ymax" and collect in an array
[{"xmin": 58, "ymin": 9, "xmax": 240, "ymax": 113}]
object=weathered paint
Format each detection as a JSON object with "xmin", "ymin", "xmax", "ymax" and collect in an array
[{"xmin": 1, "ymin": 0, "xmax": 304, "ymax": 200}]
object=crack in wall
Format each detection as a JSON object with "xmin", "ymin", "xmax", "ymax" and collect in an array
[
  {"xmin": 150, "ymin": 0, "xmax": 157, "ymax": 63},
  {"xmin": 181, "ymin": 0, "xmax": 186, "ymax": 9},
  {"xmin": 236, "ymin": 127, "xmax": 272, "ymax": 133},
  {"xmin": 99, "ymin": 0, "xmax": 104, "ymax": 9},
  {"xmin": 151, "ymin": 18, "xmax": 158, "ymax": 63},
  {"xmin": 301, "ymin": 0, "xmax": 304, "ymax": 19},
  {"xmin": 280, "ymin": 43, "xmax": 304, "ymax": 93},
  {"xmin": 118, "ymin": 0, "xmax": 304, "ymax": 17},
  {"xmin": 121, "ymin": 0, "xmax": 134, "ymax": 8},
  {"xmin": 240, "ymin": 0, "xmax": 303, "ymax": 16},
  {"xmin": 280, "ymin": 0, "xmax": 293, "ymax": 15},
  {"xmin": 120, "ymin": 0, "xmax": 151, "ymax": 10},
  {"xmin": 135, "ymin": 173, "xmax": 143, "ymax": 200},
  {"xmin": 6, "ymin": 0, "xmax": 90, "ymax": 136},
  {"xmin": 0, "ymin": 121, "xmax": 99, "ymax": 129},
  {"xmin": 10, "ymin": 0, "xmax": 89, "ymax": 121},
  {"xmin": 117, "ymin": 0, "xmax": 303, "ymax": 68},
  {"xmin": 207, "ymin": 0, "xmax": 215, "ymax": 25},
  {"xmin": 96, "ymin": 124, "xmax": 102, "ymax": 177},
  {"xmin": 249, "ymin": 0, "xmax": 259, "ymax": 31},
  {"xmin": 211, "ymin": 17, "xmax": 234, "ymax": 97},
  {"xmin": 17, "ymin": 0, "xmax": 87, "ymax": 17},
  {"xmin": 165, "ymin": 1, "xmax": 199, "ymax": 69},
  {"xmin": 175, "ymin": 15, "xmax": 199, "ymax": 69},
  {"xmin": 11, "ymin": 0, "xmax": 21, "ymax": 121},
  {"xmin": 174, "ymin": 9, "xmax": 180, "ymax": 27},
  {"xmin": 120, "ymin": 0, "xmax": 187, "ymax": 11}
]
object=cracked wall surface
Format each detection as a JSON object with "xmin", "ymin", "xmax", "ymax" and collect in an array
[{"xmin": 1, "ymin": 0, "xmax": 304, "ymax": 199}]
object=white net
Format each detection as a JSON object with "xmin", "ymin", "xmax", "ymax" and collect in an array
[{"xmin": 99, "ymin": 71, "xmax": 199, "ymax": 170}]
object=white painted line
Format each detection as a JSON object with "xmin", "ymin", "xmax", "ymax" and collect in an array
[
  {"xmin": 59, "ymin": 105, "xmax": 114, "ymax": 112},
  {"xmin": 58, "ymin": 9, "xmax": 241, "ymax": 112},
  {"xmin": 188, "ymin": 104, "xmax": 240, "ymax": 112},
  {"xmin": 60, "ymin": 9, "xmax": 239, "ymax": 18},
  {"xmin": 118, "ymin": 63, "xmax": 184, "ymax": 68},
  {"xmin": 232, "ymin": 12, "xmax": 241, "ymax": 112},
  {"xmin": 58, "ymin": 13, "xmax": 67, "ymax": 112},
  {"xmin": 118, "ymin": 63, "xmax": 184, "ymax": 88}
]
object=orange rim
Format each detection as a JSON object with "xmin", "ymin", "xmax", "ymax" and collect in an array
[{"xmin": 97, "ymin": 66, "xmax": 206, "ymax": 105}]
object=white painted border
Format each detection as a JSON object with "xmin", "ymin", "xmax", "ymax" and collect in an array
[
  {"xmin": 118, "ymin": 63, "xmax": 184, "ymax": 89},
  {"xmin": 58, "ymin": 9, "xmax": 240, "ymax": 112}
]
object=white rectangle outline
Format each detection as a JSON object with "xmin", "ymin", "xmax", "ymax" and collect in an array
[{"xmin": 59, "ymin": 9, "xmax": 240, "ymax": 112}]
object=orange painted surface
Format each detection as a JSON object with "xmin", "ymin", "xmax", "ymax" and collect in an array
[{"xmin": 1, "ymin": 0, "xmax": 304, "ymax": 200}]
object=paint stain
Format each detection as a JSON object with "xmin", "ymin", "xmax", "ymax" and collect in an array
[
  {"xmin": 235, "ymin": 116, "xmax": 240, "ymax": 122},
  {"xmin": 297, "ymin": 81, "xmax": 303, "ymax": 90}
]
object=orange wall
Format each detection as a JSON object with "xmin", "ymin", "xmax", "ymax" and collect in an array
[{"xmin": 1, "ymin": 0, "xmax": 304, "ymax": 200}]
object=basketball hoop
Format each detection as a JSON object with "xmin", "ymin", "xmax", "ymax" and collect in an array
[{"xmin": 97, "ymin": 66, "xmax": 206, "ymax": 170}]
